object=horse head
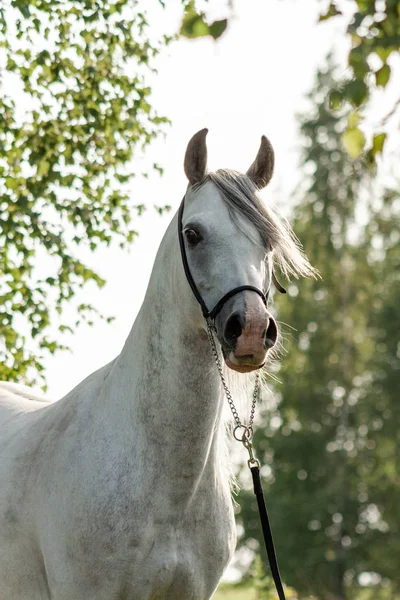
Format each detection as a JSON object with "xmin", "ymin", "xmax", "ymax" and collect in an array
[{"xmin": 179, "ymin": 129, "xmax": 313, "ymax": 374}]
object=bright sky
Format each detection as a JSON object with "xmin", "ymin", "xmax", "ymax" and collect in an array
[{"xmin": 44, "ymin": 0, "xmax": 352, "ymax": 397}]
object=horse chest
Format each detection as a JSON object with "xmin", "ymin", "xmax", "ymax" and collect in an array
[
  {"xmin": 127, "ymin": 517, "xmax": 233, "ymax": 599},
  {"xmin": 68, "ymin": 477, "xmax": 236, "ymax": 600}
]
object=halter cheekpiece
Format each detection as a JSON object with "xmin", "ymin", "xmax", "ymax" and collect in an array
[{"xmin": 178, "ymin": 196, "xmax": 269, "ymax": 321}]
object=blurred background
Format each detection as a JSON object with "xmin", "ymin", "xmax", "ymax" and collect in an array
[{"xmin": 1, "ymin": 1, "xmax": 399, "ymax": 598}]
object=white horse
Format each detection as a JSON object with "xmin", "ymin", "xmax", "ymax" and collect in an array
[{"xmin": 0, "ymin": 130, "xmax": 314, "ymax": 599}]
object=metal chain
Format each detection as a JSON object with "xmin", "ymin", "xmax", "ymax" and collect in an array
[
  {"xmin": 206, "ymin": 321, "xmax": 286, "ymax": 600},
  {"xmin": 206, "ymin": 320, "xmax": 260, "ymax": 445}
]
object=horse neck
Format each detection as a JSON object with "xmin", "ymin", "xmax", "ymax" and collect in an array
[{"xmin": 104, "ymin": 214, "xmax": 226, "ymax": 483}]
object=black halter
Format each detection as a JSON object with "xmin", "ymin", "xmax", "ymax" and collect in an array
[
  {"xmin": 178, "ymin": 193, "xmax": 288, "ymax": 600},
  {"xmin": 178, "ymin": 196, "xmax": 270, "ymax": 321}
]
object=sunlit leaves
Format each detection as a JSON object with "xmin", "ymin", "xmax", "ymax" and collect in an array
[
  {"xmin": 320, "ymin": 0, "xmax": 400, "ymax": 164},
  {"xmin": 37, "ymin": 160, "xmax": 50, "ymax": 177},
  {"xmin": 5, "ymin": 177, "xmax": 17, "ymax": 189},
  {"xmin": 342, "ymin": 127, "xmax": 365, "ymax": 158},
  {"xmin": 375, "ymin": 64, "xmax": 391, "ymax": 87},
  {"xmin": 342, "ymin": 113, "xmax": 365, "ymax": 158},
  {"xmin": 180, "ymin": 1, "xmax": 228, "ymax": 40},
  {"xmin": 0, "ymin": 0, "xmax": 171, "ymax": 386},
  {"xmin": 318, "ymin": 2, "xmax": 342, "ymax": 22},
  {"xmin": 181, "ymin": 9, "xmax": 209, "ymax": 38},
  {"xmin": 179, "ymin": 0, "xmax": 398, "ymax": 167},
  {"xmin": 372, "ymin": 132, "xmax": 387, "ymax": 155}
]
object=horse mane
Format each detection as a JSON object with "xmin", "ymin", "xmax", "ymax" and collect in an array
[
  {"xmin": 192, "ymin": 169, "xmax": 317, "ymax": 469},
  {"xmin": 197, "ymin": 169, "xmax": 317, "ymax": 280}
]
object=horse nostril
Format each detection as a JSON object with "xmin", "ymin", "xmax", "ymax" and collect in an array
[
  {"xmin": 264, "ymin": 317, "xmax": 278, "ymax": 349},
  {"xmin": 224, "ymin": 312, "xmax": 244, "ymax": 348}
]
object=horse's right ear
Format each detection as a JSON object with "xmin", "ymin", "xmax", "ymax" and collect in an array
[{"xmin": 184, "ymin": 128, "xmax": 208, "ymax": 186}]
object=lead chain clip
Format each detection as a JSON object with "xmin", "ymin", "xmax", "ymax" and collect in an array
[
  {"xmin": 234, "ymin": 424, "xmax": 260, "ymax": 469},
  {"xmin": 243, "ymin": 438, "xmax": 260, "ymax": 469}
]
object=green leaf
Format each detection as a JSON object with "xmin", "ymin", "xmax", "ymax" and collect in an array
[
  {"xmin": 375, "ymin": 47, "xmax": 392, "ymax": 62},
  {"xmin": 348, "ymin": 47, "xmax": 368, "ymax": 78},
  {"xmin": 17, "ymin": 4, "xmax": 31, "ymax": 18},
  {"xmin": 37, "ymin": 160, "xmax": 50, "ymax": 177},
  {"xmin": 344, "ymin": 79, "xmax": 368, "ymax": 107},
  {"xmin": 329, "ymin": 89, "xmax": 343, "ymax": 110},
  {"xmin": 375, "ymin": 64, "xmax": 391, "ymax": 88},
  {"xmin": 351, "ymin": 12, "xmax": 365, "ymax": 30},
  {"xmin": 348, "ymin": 111, "xmax": 362, "ymax": 129},
  {"xmin": 209, "ymin": 19, "xmax": 227, "ymax": 40},
  {"xmin": 372, "ymin": 132, "xmax": 387, "ymax": 156},
  {"xmin": 319, "ymin": 3, "xmax": 342, "ymax": 21},
  {"xmin": 5, "ymin": 177, "xmax": 17, "ymax": 189},
  {"xmin": 180, "ymin": 13, "xmax": 209, "ymax": 38},
  {"xmin": 342, "ymin": 127, "xmax": 365, "ymax": 158}
]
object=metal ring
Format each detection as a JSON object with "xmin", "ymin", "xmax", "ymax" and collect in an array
[
  {"xmin": 244, "ymin": 426, "xmax": 253, "ymax": 442},
  {"xmin": 233, "ymin": 424, "xmax": 252, "ymax": 443},
  {"xmin": 233, "ymin": 424, "xmax": 246, "ymax": 442},
  {"xmin": 248, "ymin": 458, "xmax": 260, "ymax": 469}
]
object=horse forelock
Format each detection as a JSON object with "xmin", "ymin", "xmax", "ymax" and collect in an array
[{"xmin": 194, "ymin": 169, "xmax": 318, "ymax": 281}]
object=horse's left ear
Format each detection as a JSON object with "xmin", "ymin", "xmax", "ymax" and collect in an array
[
  {"xmin": 184, "ymin": 128, "xmax": 208, "ymax": 186},
  {"xmin": 246, "ymin": 135, "xmax": 274, "ymax": 189}
]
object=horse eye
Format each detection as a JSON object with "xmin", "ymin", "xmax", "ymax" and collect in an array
[{"xmin": 185, "ymin": 229, "xmax": 202, "ymax": 246}]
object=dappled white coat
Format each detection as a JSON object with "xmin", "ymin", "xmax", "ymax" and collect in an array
[
  {"xmin": 0, "ymin": 198, "xmax": 242, "ymax": 599},
  {"xmin": 0, "ymin": 131, "xmax": 311, "ymax": 599}
]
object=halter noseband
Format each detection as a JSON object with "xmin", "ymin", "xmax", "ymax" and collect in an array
[{"xmin": 178, "ymin": 196, "xmax": 270, "ymax": 321}]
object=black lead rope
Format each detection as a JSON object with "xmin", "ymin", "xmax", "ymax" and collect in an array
[
  {"xmin": 251, "ymin": 465, "xmax": 286, "ymax": 600},
  {"xmin": 179, "ymin": 194, "xmax": 287, "ymax": 599}
]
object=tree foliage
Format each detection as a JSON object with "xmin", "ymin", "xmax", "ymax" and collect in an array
[
  {"xmin": 181, "ymin": 1, "xmax": 400, "ymax": 164},
  {"xmin": 0, "ymin": 0, "xmax": 169, "ymax": 385},
  {"xmin": 237, "ymin": 62, "xmax": 400, "ymax": 599},
  {"xmin": 180, "ymin": 0, "xmax": 227, "ymax": 40},
  {"xmin": 322, "ymin": 0, "xmax": 400, "ymax": 162}
]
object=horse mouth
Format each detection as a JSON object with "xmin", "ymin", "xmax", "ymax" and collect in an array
[{"xmin": 225, "ymin": 354, "xmax": 265, "ymax": 373}]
